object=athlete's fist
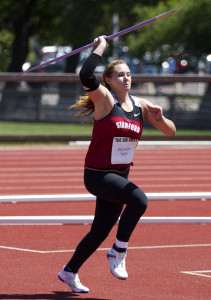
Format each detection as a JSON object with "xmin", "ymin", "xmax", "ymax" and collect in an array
[
  {"xmin": 146, "ymin": 104, "xmax": 163, "ymax": 120},
  {"xmin": 94, "ymin": 36, "xmax": 109, "ymax": 48}
]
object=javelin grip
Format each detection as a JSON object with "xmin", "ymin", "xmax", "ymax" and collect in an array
[{"xmin": 15, "ymin": 6, "xmax": 184, "ymax": 77}]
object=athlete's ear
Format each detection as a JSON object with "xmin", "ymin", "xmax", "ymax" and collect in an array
[{"xmin": 105, "ymin": 76, "xmax": 111, "ymax": 85}]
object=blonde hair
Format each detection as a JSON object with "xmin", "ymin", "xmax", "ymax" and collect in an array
[{"xmin": 71, "ymin": 59, "xmax": 128, "ymax": 117}]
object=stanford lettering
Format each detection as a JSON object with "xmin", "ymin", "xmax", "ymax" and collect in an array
[{"xmin": 116, "ymin": 121, "xmax": 140, "ymax": 133}]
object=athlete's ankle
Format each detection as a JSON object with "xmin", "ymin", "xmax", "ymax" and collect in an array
[
  {"xmin": 64, "ymin": 265, "xmax": 78, "ymax": 274},
  {"xmin": 113, "ymin": 243, "xmax": 127, "ymax": 253}
]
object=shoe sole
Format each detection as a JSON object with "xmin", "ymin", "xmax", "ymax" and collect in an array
[
  {"xmin": 58, "ymin": 275, "xmax": 89, "ymax": 293},
  {"xmin": 109, "ymin": 269, "xmax": 128, "ymax": 280},
  {"xmin": 107, "ymin": 253, "xmax": 128, "ymax": 280}
]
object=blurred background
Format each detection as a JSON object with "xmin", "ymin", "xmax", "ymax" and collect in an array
[{"xmin": 0, "ymin": 0, "xmax": 211, "ymax": 142}]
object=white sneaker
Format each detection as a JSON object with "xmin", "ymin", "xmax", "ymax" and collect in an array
[
  {"xmin": 58, "ymin": 266, "xmax": 89, "ymax": 293},
  {"xmin": 107, "ymin": 248, "xmax": 128, "ymax": 280}
]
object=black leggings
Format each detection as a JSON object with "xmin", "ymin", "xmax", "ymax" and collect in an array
[{"xmin": 66, "ymin": 168, "xmax": 148, "ymax": 273}]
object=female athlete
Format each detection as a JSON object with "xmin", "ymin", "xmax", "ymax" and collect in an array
[{"xmin": 58, "ymin": 36, "xmax": 176, "ymax": 293}]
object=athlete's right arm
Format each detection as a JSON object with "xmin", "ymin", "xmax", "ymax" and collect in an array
[
  {"xmin": 79, "ymin": 36, "xmax": 111, "ymax": 104},
  {"xmin": 79, "ymin": 36, "xmax": 114, "ymax": 119}
]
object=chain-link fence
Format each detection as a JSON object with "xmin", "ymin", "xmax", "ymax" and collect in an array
[{"xmin": 0, "ymin": 74, "xmax": 211, "ymax": 129}]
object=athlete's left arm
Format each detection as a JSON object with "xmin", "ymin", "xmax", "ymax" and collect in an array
[{"xmin": 140, "ymin": 98, "xmax": 176, "ymax": 136}]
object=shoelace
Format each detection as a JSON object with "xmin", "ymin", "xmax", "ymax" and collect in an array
[{"xmin": 119, "ymin": 253, "xmax": 126, "ymax": 261}]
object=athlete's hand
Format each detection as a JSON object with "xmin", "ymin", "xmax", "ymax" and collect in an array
[
  {"xmin": 93, "ymin": 36, "xmax": 109, "ymax": 57},
  {"xmin": 146, "ymin": 104, "xmax": 163, "ymax": 120},
  {"xmin": 94, "ymin": 36, "xmax": 109, "ymax": 48}
]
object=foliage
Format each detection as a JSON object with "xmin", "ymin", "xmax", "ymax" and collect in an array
[
  {"xmin": 0, "ymin": 30, "xmax": 13, "ymax": 71},
  {"xmin": 0, "ymin": 0, "xmax": 70, "ymax": 71},
  {"xmin": 126, "ymin": 0, "xmax": 211, "ymax": 59},
  {"xmin": 0, "ymin": 0, "xmax": 210, "ymax": 72}
]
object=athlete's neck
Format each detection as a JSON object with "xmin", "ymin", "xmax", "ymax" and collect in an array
[
  {"xmin": 111, "ymin": 91, "xmax": 133, "ymax": 112},
  {"xmin": 111, "ymin": 90, "xmax": 129, "ymax": 104}
]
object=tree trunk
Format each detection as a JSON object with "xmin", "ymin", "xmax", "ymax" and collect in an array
[
  {"xmin": 8, "ymin": 19, "xmax": 30, "ymax": 72},
  {"xmin": 0, "ymin": 19, "xmax": 31, "ymax": 117}
]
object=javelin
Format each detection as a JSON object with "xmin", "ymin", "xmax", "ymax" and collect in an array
[{"xmin": 15, "ymin": 6, "xmax": 184, "ymax": 77}]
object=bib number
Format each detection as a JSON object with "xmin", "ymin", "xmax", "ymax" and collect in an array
[{"xmin": 111, "ymin": 137, "xmax": 138, "ymax": 164}]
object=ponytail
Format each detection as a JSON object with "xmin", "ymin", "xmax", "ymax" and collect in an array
[{"xmin": 70, "ymin": 95, "xmax": 94, "ymax": 118}]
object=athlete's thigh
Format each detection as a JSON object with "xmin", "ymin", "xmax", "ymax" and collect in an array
[
  {"xmin": 84, "ymin": 168, "xmax": 139, "ymax": 205},
  {"xmin": 91, "ymin": 196, "xmax": 124, "ymax": 235},
  {"xmin": 102, "ymin": 172, "xmax": 142, "ymax": 204}
]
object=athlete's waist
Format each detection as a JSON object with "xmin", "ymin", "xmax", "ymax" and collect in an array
[{"xmin": 85, "ymin": 166, "xmax": 130, "ymax": 174}]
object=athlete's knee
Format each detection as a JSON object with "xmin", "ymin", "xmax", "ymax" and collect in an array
[{"xmin": 131, "ymin": 189, "xmax": 148, "ymax": 214}]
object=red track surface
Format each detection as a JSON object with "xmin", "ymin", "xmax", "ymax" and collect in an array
[
  {"xmin": 0, "ymin": 145, "xmax": 211, "ymax": 195},
  {"xmin": 0, "ymin": 145, "xmax": 211, "ymax": 299}
]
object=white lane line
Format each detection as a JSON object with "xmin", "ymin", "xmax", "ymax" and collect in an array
[
  {"xmin": 1, "ymin": 177, "xmax": 211, "ymax": 184},
  {"xmin": 0, "ymin": 245, "xmax": 46, "ymax": 253},
  {"xmin": 44, "ymin": 243, "xmax": 211, "ymax": 253},
  {"xmin": 0, "ymin": 216, "xmax": 211, "ymax": 225},
  {"xmin": 0, "ymin": 192, "xmax": 211, "ymax": 202},
  {"xmin": 1, "ymin": 243, "xmax": 211, "ymax": 254},
  {"xmin": 0, "ymin": 183, "xmax": 211, "ymax": 192},
  {"xmin": 1, "ymin": 170, "xmax": 211, "ymax": 177},
  {"xmin": 181, "ymin": 270, "xmax": 211, "ymax": 278},
  {"xmin": 0, "ymin": 165, "xmax": 210, "ymax": 172}
]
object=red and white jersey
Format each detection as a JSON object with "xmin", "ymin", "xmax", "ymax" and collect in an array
[{"xmin": 85, "ymin": 94, "xmax": 143, "ymax": 169}]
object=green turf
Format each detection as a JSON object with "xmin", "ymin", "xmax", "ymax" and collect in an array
[
  {"xmin": 0, "ymin": 121, "xmax": 93, "ymax": 136},
  {"xmin": 0, "ymin": 121, "xmax": 210, "ymax": 136}
]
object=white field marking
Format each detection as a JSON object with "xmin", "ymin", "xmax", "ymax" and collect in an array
[
  {"xmin": 0, "ymin": 178, "xmax": 83, "ymax": 183},
  {"xmin": 1, "ymin": 155, "xmax": 210, "ymax": 162},
  {"xmin": 0, "ymin": 245, "xmax": 46, "ymax": 253},
  {"xmin": 0, "ymin": 185, "xmax": 85, "ymax": 190},
  {"xmin": 0, "ymin": 184, "xmax": 211, "ymax": 192},
  {"xmin": 0, "ymin": 192, "xmax": 211, "ymax": 203},
  {"xmin": 131, "ymin": 170, "xmax": 211, "ymax": 175},
  {"xmin": 0, "ymin": 173, "xmax": 82, "ymax": 177},
  {"xmin": 0, "ymin": 193, "xmax": 95, "ymax": 202},
  {"xmin": 181, "ymin": 270, "xmax": 211, "ymax": 278},
  {"xmin": 133, "ymin": 165, "xmax": 211, "ymax": 170},
  {"xmin": 42, "ymin": 243, "xmax": 211, "ymax": 253},
  {"xmin": 1, "ymin": 243, "xmax": 211, "ymax": 254},
  {"xmin": 0, "ymin": 216, "xmax": 211, "ymax": 225},
  {"xmin": 138, "ymin": 158, "xmax": 211, "ymax": 161},
  {"xmin": 3, "ymin": 162, "xmax": 209, "ymax": 168},
  {"xmin": 0, "ymin": 165, "xmax": 210, "ymax": 172},
  {"xmin": 0, "ymin": 157, "xmax": 83, "ymax": 162},
  {"xmin": 0, "ymin": 167, "xmax": 84, "ymax": 171},
  {"xmin": 130, "ymin": 177, "xmax": 211, "ymax": 181},
  {"xmin": 1, "ymin": 150, "xmax": 209, "ymax": 155},
  {"xmin": 1, "ymin": 170, "xmax": 211, "ymax": 177},
  {"xmin": 0, "ymin": 155, "xmax": 83, "ymax": 159},
  {"xmin": 133, "ymin": 184, "xmax": 211, "ymax": 188},
  {"xmin": 0, "ymin": 145, "xmax": 76, "ymax": 149},
  {"xmin": 1, "ymin": 171, "xmax": 211, "ymax": 178},
  {"xmin": 1, "ymin": 161, "xmax": 82, "ymax": 166},
  {"xmin": 69, "ymin": 141, "xmax": 211, "ymax": 146},
  {"xmin": 1, "ymin": 177, "xmax": 211, "ymax": 184}
]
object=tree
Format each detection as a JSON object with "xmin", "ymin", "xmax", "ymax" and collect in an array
[
  {"xmin": 0, "ymin": 0, "xmax": 70, "ymax": 72},
  {"xmin": 125, "ymin": 0, "xmax": 211, "ymax": 129},
  {"xmin": 126, "ymin": 0, "xmax": 211, "ymax": 60},
  {"xmin": 1, "ymin": 0, "xmax": 210, "ymax": 73},
  {"xmin": 0, "ymin": 0, "xmax": 161, "ymax": 73}
]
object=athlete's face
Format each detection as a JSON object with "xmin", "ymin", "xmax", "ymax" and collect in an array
[{"xmin": 106, "ymin": 63, "xmax": 131, "ymax": 92}]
